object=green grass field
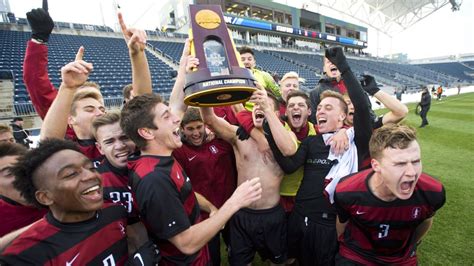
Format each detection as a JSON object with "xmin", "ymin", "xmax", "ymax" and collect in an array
[
  {"xmin": 220, "ymin": 92, "xmax": 474, "ymax": 265},
  {"xmin": 396, "ymin": 93, "xmax": 474, "ymax": 265}
]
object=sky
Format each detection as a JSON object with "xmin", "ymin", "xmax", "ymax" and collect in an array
[
  {"xmin": 6, "ymin": 0, "xmax": 474, "ymax": 60},
  {"xmin": 369, "ymin": 0, "xmax": 474, "ymax": 59}
]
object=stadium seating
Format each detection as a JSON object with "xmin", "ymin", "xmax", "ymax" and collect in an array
[
  {"xmin": 0, "ymin": 30, "xmax": 175, "ymax": 111},
  {"xmin": 464, "ymin": 61, "xmax": 474, "ymax": 68},
  {"xmin": 252, "ymin": 50, "xmax": 319, "ymax": 91},
  {"xmin": 416, "ymin": 62, "xmax": 474, "ymax": 82},
  {"xmin": 0, "ymin": 26, "xmax": 471, "ymax": 118},
  {"xmin": 269, "ymin": 50, "xmax": 458, "ymax": 91},
  {"xmin": 149, "ymin": 40, "xmax": 319, "ymax": 91},
  {"xmin": 148, "ymin": 40, "xmax": 184, "ymax": 64}
]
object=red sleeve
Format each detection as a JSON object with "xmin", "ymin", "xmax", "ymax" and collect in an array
[
  {"xmin": 23, "ymin": 40, "xmax": 58, "ymax": 119},
  {"xmin": 213, "ymin": 106, "xmax": 239, "ymax": 125},
  {"xmin": 236, "ymin": 110, "xmax": 254, "ymax": 133}
]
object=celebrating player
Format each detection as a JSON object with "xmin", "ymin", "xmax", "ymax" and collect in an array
[{"xmin": 334, "ymin": 124, "xmax": 445, "ymax": 265}]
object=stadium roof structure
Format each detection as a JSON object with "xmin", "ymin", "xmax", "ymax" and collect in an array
[{"xmin": 302, "ymin": 0, "xmax": 454, "ymax": 37}]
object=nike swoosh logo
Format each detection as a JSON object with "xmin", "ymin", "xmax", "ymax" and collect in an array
[
  {"xmin": 356, "ymin": 211, "xmax": 365, "ymax": 215},
  {"xmin": 66, "ymin": 253, "xmax": 80, "ymax": 266},
  {"xmin": 188, "ymin": 155, "xmax": 197, "ymax": 161},
  {"xmin": 134, "ymin": 253, "xmax": 145, "ymax": 266}
]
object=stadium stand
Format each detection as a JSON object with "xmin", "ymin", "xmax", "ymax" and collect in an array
[
  {"xmin": 148, "ymin": 40, "xmax": 184, "ymax": 64},
  {"xmin": 465, "ymin": 61, "xmax": 474, "ymax": 68},
  {"xmin": 416, "ymin": 62, "xmax": 474, "ymax": 82},
  {"xmin": 0, "ymin": 22, "xmax": 471, "ymax": 119},
  {"xmin": 0, "ymin": 29, "xmax": 176, "ymax": 117},
  {"xmin": 149, "ymin": 40, "xmax": 321, "ymax": 90},
  {"xmin": 268, "ymin": 50, "xmax": 458, "ymax": 91},
  {"xmin": 252, "ymin": 50, "xmax": 318, "ymax": 91}
]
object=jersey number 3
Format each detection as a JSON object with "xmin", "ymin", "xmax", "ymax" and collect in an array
[{"xmin": 378, "ymin": 224, "xmax": 390, "ymax": 239}]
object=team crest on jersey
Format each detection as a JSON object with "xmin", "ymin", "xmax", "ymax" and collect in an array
[
  {"xmin": 412, "ymin": 207, "xmax": 421, "ymax": 219},
  {"xmin": 209, "ymin": 145, "xmax": 219, "ymax": 154}
]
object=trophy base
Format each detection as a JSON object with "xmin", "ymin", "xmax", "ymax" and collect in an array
[
  {"xmin": 184, "ymin": 69, "xmax": 257, "ymax": 107},
  {"xmin": 184, "ymin": 86, "xmax": 256, "ymax": 107}
]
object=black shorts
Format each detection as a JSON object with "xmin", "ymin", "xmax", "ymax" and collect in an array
[
  {"xmin": 228, "ymin": 204, "xmax": 287, "ymax": 265},
  {"xmin": 287, "ymin": 210, "xmax": 338, "ymax": 266}
]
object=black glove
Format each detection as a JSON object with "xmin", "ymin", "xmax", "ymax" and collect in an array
[
  {"xmin": 360, "ymin": 75, "xmax": 380, "ymax": 96},
  {"xmin": 26, "ymin": 7, "xmax": 54, "ymax": 43},
  {"xmin": 325, "ymin": 46, "xmax": 350, "ymax": 74},
  {"xmin": 125, "ymin": 241, "xmax": 160, "ymax": 266},
  {"xmin": 236, "ymin": 126, "xmax": 250, "ymax": 141}
]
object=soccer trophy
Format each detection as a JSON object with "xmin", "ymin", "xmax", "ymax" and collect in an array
[{"xmin": 184, "ymin": 5, "xmax": 257, "ymax": 107}]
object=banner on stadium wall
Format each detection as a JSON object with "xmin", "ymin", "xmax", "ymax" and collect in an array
[{"xmin": 223, "ymin": 14, "xmax": 367, "ymax": 47}]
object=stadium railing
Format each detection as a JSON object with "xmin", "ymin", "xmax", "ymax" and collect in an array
[
  {"xmin": 5, "ymin": 97, "xmax": 124, "ymax": 118},
  {"xmin": 13, "ymin": 102, "xmax": 36, "ymax": 117},
  {"xmin": 104, "ymin": 97, "xmax": 124, "ymax": 109}
]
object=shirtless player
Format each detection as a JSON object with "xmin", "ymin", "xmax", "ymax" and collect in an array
[{"xmin": 200, "ymin": 94, "xmax": 287, "ymax": 265}]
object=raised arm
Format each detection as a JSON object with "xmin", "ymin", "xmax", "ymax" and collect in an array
[
  {"xmin": 24, "ymin": 4, "xmax": 57, "ymax": 119},
  {"xmin": 263, "ymin": 121, "xmax": 308, "ymax": 174},
  {"xmin": 169, "ymin": 39, "xmax": 194, "ymax": 119},
  {"xmin": 200, "ymin": 107, "xmax": 238, "ymax": 144},
  {"xmin": 118, "ymin": 12, "xmax": 152, "ymax": 96},
  {"xmin": 360, "ymin": 75, "xmax": 408, "ymax": 125},
  {"xmin": 40, "ymin": 47, "xmax": 92, "ymax": 140},
  {"xmin": 325, "ymin": 47, "xmax": 372, "ymax": 163},
  {"xmin": 231, "ymin": 103, "xmax": 245, "ymax": 113},
  {"xmin": 250, "ymin": 89, "xmax": 298, "ymax": 156},
  {"xmin": 376, "ymin": 90, "xmax": 408, "ymax": 125},
  {"xmin": 308, "ymin": 88, "xmax": 321, "ymax": 125}
]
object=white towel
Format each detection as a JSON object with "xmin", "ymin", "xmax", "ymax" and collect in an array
[{"xmin": 323, "ymin": 127, "xmax": 358, "ymax": 204}]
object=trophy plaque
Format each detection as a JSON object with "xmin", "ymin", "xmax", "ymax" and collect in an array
[{"xmin": 184, "ymin": 5, "xmax": 257, "ymax": 107}]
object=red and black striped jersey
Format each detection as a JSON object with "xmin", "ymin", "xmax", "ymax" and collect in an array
[
  {"xmin": 334, "ymin": 169, "xmax": 446, "ymax": 265},
  {"xmin": 0, "ymin": 195, "xmax": 47, "ymax": 237},
  {"xmin": 173, "ymin": 138, "xmax": 237, "ymax": 215},
  {"xmin": 98, "ymin": 159, "xmax": 139, "ymax": 220},
  {"xmin": 1, "ymin": 204, "xmax": 129, "ymax": 265},
  {"xmin": 127, "ymin": 154, "xmax": 209, "ymax": 265}
]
